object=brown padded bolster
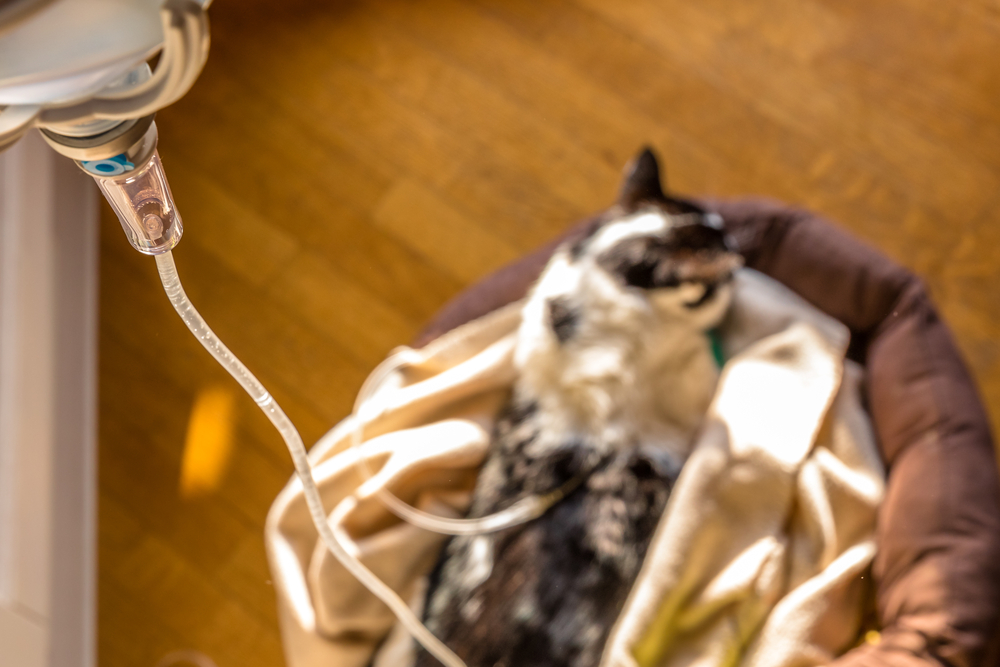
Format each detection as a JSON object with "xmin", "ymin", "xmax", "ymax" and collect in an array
[{"xmin": 411, "ymin": 198, "xmax": 1000, "ymax": 667}]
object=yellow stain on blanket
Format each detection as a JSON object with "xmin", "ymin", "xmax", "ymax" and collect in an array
[{"xmin": 180, "ymin": 386, "xmax": 236, "ymax": 499}]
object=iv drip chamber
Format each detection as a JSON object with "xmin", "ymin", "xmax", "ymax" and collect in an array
[{"xmin": 79, "ymin": 120, "xmax": 183, "ymax": 255}]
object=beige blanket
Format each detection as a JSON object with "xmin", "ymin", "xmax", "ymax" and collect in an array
[{"xmin": 264, "ymin": 269, "xmax": 884, "ymax": 667}]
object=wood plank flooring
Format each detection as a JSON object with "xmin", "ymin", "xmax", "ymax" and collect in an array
[{"xmin": 98, "ymin": 1, "xmax": 1000, "ymax": 665}]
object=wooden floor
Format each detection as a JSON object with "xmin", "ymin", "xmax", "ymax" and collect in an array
[{"xmin": 98, "ymin": 1, "xmax": 1000, "ymax": 665}]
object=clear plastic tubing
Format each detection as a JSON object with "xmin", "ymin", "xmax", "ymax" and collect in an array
[
  {"xmin": 80, "ymin": 110, "xmax": 551, "ymax": 666},
  {"xmin": 153, "ymin": 251, "xmax": 466, "ymax": 667},
  {"xmin": 351, "ymin": 359, "xmax": 571, "ymax": 536},
  {"xmin": 86, "ymin": 123, "xmax": 555, "ymax": 534}
]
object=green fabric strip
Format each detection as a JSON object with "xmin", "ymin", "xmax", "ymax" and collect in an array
[{"xmin": 708, "ymin": 329, "xmax": 725, "ymax": 369}]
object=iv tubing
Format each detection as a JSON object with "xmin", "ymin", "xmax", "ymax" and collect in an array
[
  {"xmin": 350, "ymin": 359, "xmax": 572, "ymax": 535},
  {"xmin": 153, "ymin": 251, "xmax": 466, "ymax": 667}
]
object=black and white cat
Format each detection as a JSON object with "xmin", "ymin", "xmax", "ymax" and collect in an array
[{"xmin": 413, "ymin": 148, "xmax": 741, "ymax": 667}]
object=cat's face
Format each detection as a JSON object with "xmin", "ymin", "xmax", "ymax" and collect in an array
[
  {"xmin": 587, "ymin": 211, "xmax": 736, "ymax": 329},
  {"xmin": 514, "ymin": 148, "xmax": 739, "ymax": 439},
  {"xmin": 568, "ymin": 148, "xmax": 741, "ymax": 330}
]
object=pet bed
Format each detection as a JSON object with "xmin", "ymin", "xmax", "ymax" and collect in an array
[{"xmin": 266, "ymin": 197, "xmax": 1000, "ymax": 667}]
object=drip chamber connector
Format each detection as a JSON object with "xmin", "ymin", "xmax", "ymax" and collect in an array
[
  {"xmin": 79, "ymin": 122, "xmax": 183, "ymax": 255},
  {"xmin": 41, "ymin": 113, "xmax": 183, "ymax": 255}
]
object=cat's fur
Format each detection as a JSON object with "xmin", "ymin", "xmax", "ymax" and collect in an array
[{"xmin": 412, "ymin": 148, "xmax": 741, "ymax": 667}]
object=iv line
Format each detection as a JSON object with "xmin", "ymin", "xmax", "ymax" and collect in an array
[
  {"xmin": 349, "ymin": 355, "xmax": 572, "ymax": 536},
  {"xmin": 154, "ymin": 251, "xmax": 466, "ymax": 667},
  {"xmin": 154, "ymin": 249, "xmax": 569, "ymax": 666}
]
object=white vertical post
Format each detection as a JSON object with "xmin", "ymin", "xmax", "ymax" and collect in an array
[{"xmin": 0, "ymin": 129, "xmax": 98, "ymax": 667}]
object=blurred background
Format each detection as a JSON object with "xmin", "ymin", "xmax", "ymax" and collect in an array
[{"xmin": 95, "ymin": 0, "xmax": 1000, "ymax": 665}]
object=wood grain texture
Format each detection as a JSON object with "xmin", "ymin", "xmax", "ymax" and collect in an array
[{"xmin": 98, "ymin": 1, "xmax": 1000, "ymax": 665}]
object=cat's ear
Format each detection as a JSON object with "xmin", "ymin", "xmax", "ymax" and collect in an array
[{"xmin": 618, "ymin": 147, "xmax": 666, "ymax": 211}]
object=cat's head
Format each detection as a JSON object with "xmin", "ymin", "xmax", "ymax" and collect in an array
[
  {"xmin": 514, "ymin": 149, "xmax": 741, "ymax": 442},
  {"xmin": 566, "ymin": 147, "xmax": 742, "ymax": 330}
]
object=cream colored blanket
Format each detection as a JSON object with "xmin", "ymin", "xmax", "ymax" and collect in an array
[{"xmin": 264, "ymin": 269, "xmax": 884, "ymax": 667}]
